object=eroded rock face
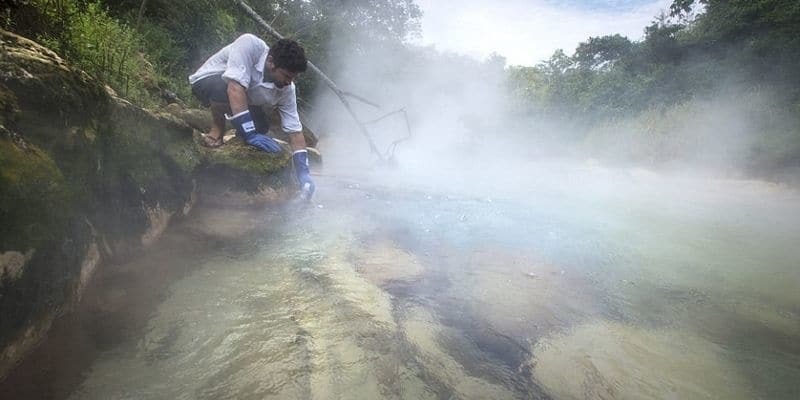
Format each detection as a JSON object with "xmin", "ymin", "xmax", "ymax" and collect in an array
[{"xmin": 0, "ymin": 29, "xmax": 294, "ymax": 378}]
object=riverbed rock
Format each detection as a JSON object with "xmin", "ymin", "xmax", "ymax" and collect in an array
[
  {"xmin": 352, "ymin": 239, "xmax": 425, "ymax": 286},
  {"xmin": 531, "ymin": 321, "xmax": 755, "ymax": 400},
  {"xmin": 452, "ymin": 246, "xmax": 603, "ymax": 338},
  {"xmin": 402, "ymin": 306, "xmax": 518, "ymax": 399}
]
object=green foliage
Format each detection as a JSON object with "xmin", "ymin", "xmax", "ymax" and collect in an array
[
  {"xmin": 506, "ymin": 0, "xmax": 800, "ymax": 176},
  {"xmin": 5, "ymin": 0, "xmax": 81, "ymax": 55},
  {"xmin": 67, "ymin": 2, "xmax": 153, "ymax": 101},
  {"xmin": 580, "ymin": 88, "xmax": 800, "ymax": 174},
  {"xmin": 574, "ymin": 34, "xmax": 634, "ymax": 71},
  {"xmin": 2, "ymin": 0, "xmax": 421, "ymax": 108},
  {"xmin": 511, "ymin": 0, "xmax": 800, "ymax": 115},
  {"xmin": 231, "ymin": 0, "xmax": 422, "ymax": 100},
  {"xmin": 3, "ymin": 1, "xmax": 161, "ymax": 105},
  {"xmin": 0, "ymin": 131, "xmax": 70, "ymax": 251}
]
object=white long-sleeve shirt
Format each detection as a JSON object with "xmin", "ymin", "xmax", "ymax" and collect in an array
[{"xmin": 189, "ymin": 34, "xmax": 303, "ymax": 133}]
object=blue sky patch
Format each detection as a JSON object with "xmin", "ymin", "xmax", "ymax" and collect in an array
[{"xmin": 547, "ymin": 0, "xmax": 661, "ymax": 12}]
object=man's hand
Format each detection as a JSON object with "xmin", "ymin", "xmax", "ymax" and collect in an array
[
  {"xmin": 244, "ymin": 133, "xmax": 283, "ymax": 153},
  {"xmin": 226, "ymin": 110, "xmax": 282, "ymax": 153}
]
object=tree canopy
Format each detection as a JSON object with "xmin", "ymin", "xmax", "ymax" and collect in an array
[
  {"xmin": 508, "ymin": 0, "xmax": 800, "ymax": 119},
  {"xmin": 1, "ymin": 0, "xmax": 421, "ymax": 105}
]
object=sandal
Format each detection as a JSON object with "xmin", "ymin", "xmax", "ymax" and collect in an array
[{"xmin": 201, "ymin": 133, "xmax": 224, "ymax": 148}]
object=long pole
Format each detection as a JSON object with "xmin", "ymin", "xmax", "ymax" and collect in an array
[{"xmin": 233, "ymin": 0, "xmax": 384, "ymax": 160}]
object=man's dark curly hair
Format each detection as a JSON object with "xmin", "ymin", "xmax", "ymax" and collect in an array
[{"xmin": 268, "ymin": 39, "xmax": 308, "ymax": 73}]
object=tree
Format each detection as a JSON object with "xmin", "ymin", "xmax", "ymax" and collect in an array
[
  {"xmin": 642, "ymin": 13, "xmax": 684, "ymax": 66},
  {"xmin": 539, "ymin": 49, "xmax": 573, "ymax": 77},
  {"xmin": 573, "ymin": 34, "xmax": 634, "ymax": 71}
]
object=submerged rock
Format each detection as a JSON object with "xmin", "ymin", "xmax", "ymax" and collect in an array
[
  {"xmin": 531, "ymin": 321, "xmax": 755, "ymax": 400},
  {"xmin": 351, "ymin": 239, "xmax": 425, "ymax": 286},
  {"xmin": 401, "ymin": 306, "xmax": 518, "ymax": 399}
]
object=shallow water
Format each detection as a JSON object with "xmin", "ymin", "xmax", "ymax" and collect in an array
[{"xmin": 14, "ymin": 162, "xmax": 800, "ymax": 399}]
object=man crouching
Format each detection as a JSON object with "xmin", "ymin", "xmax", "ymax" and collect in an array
[{"xmin": 189, "ymin": 34, "xmax": 314, "ymax": 201}]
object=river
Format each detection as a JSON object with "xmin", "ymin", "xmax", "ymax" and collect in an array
[{"xmin": 5, "ymin": 159, "xmax": 800, "ymax": 399}]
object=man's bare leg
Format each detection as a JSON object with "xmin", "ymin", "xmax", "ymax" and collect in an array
[{"xmin": 207, "ymin": 101, "xmax": 229, "ymax": 141}]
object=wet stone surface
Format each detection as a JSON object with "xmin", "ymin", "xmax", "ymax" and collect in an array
[{"xmin": 3, "ymin": 170, "xmax": 800, "ymax": 399}]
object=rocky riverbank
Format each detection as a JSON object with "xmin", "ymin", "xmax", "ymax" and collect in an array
[{"xmin": 0, "ymin": 29, "xmax": 305, "ymax": 378}]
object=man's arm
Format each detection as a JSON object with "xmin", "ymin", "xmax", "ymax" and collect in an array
[
  {"xmin": 289, "ymin": 128, "xmax": 314, "ymax": 201},
  {"xmin": 272, "ymin": 85, "xmax": 314, "ymax": 201},
  {"xmin": 275, "ymin": 86, "xmax": 306, "ymax": 152},
  {"xmin": 227, "ymin": 80, "xmax": 249, "ymax": 114},
  {"xmin": 225, "ymin": 81, "xmax": 281, "ymax": 153},
  {"xmin": 255, "ymin": 103, "xmax": 306, "ymax": 151}
]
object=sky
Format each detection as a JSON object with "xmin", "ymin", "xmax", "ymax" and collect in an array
[{"xmin": 412, "ymin": 0, "xmax": 673, "ymax": 66}]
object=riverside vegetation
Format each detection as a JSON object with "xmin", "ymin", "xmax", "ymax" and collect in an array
[{"xmin": 2, "ymin": 0, "xmax": 798, "ymax": 180}]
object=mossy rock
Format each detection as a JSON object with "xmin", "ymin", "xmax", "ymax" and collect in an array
[
  {"xmin": 107, "ymin": 101, "xmax": 201, "ymax": 180},
  {"xmin": 163, "ymin": 103, "xmax": 212, "ymax": 133},
  {"xmin": 0, "ymin": 84, "xmax": 20, "ymax": 127},
  {"xmin": 166, "ymin": 104, "xmax": 320, "ymax": 149},
  {"xmin": 0, "ymin": 30, "xmax": 110, "ymax": 142},
  {"xmin": 193, "ymin": 132, "xmax": 293, "ymax": 195},
  {"xmin": 197, "ymin": 132, "xmax": 291, "ymax": 174},
  {"xmin": 0, "ymin": 127, "xmax": 70, "ymax": 252}
]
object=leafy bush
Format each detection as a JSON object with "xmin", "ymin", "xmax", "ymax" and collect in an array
[
  {"xmin": 3, "ymin": 0, "xmax": 162, "ymax": 106},
  {"xmin": 67, "ymin": 2, "xmax": 156, "ymax": 104}
]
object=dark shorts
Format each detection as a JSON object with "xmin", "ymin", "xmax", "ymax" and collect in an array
[{"xmin": 191, "ymin": 75, "xmax": 270, "ymax": 132}]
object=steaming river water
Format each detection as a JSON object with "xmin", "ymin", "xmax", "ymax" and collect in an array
[{"xmin": 33, "ymin": 163, "xmax": 800, "ymax": 399}]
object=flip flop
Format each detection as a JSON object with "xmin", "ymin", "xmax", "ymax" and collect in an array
[{"xmin": 202, "ymin": 134, "xmax": 224, "ymax": 148}]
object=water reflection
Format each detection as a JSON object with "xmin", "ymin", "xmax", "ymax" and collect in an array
[{"xmin": 64, "ymin": 169, "xmax": 800, "ymax": 399}]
